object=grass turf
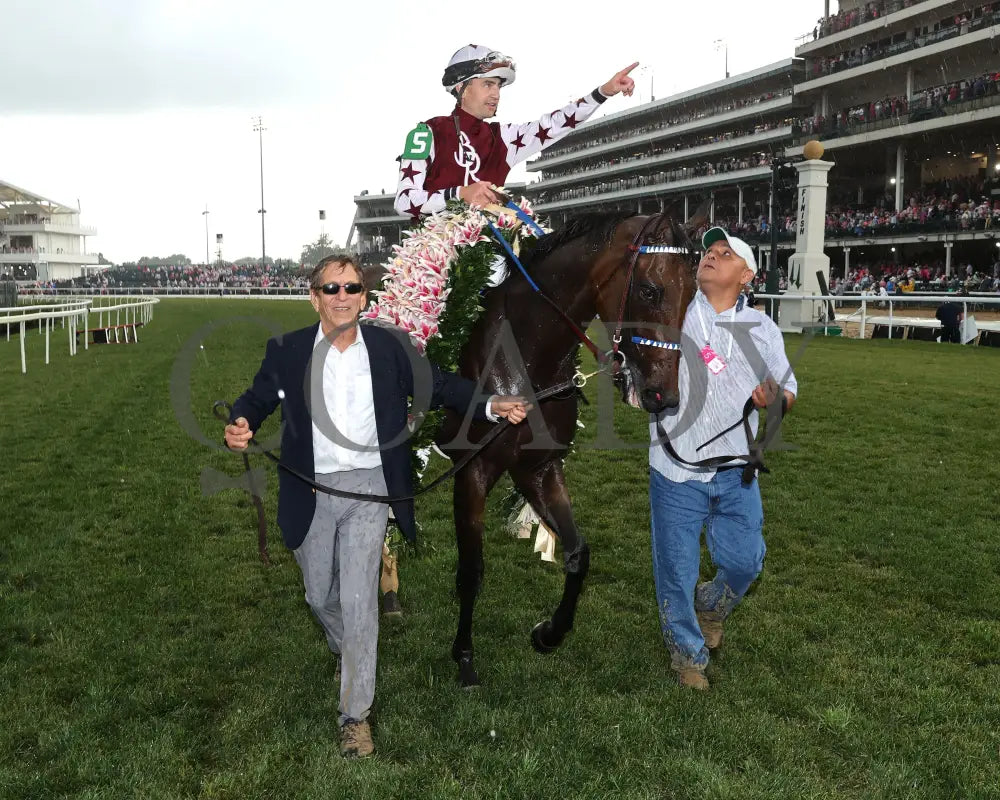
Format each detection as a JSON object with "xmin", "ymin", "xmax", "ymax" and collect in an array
[{"xmin": 2, "ymin": 299, "xmax": 998, "ymax": 799}]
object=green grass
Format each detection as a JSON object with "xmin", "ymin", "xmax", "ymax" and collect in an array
[{"xmin": 2, "ymin": 300, "xmax": 999, "ymax": 799}]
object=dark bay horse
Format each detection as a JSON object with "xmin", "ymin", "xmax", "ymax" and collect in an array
[{"xmin": 436, "ymin": 206, "xmax": 708, "ymax": 686}]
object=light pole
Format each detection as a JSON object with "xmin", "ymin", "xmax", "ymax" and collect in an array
[
  {"xmin": 253, "ymin": 116, "xmax": 267, "ymax": 269},
  {"xmin": 713, "ymin": 39, "xmax": 729, "ymax": 79},
  {"xmin": 202, "ymin": 205, "xmax": 210, "ymax": 267}
]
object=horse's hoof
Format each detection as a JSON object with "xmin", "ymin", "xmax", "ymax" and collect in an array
[
  {"xmin": 531, "ymin": 620, "xmax": 559, "ymax": 654},
  {"xmin": 381, "ymin": 591, "xmax": 403, "ymax": 619},
  {"xmin": 457, "ymin": 657, "xmax": 481, "ymax": 688}
]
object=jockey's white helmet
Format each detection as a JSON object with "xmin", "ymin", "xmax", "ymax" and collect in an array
[{"xmin": 443, "ymin": 45, "xmax": 516, "ymax": 96}]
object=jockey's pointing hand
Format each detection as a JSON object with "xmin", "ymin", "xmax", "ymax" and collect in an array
[
  {"xmin": 225, "ymin": 416, "xmax": 253, "ymax": 450},
  {"xmin": 460, "ymin": 182, "xmax": 501, "ymax": 208},
  {"xmin": 601, "ymin": 62, "xmax": 639, "ymax": 98}
]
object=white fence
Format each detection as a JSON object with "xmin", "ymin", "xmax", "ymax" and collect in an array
[
  {"xmin": 1, "ymin": 297, "xmax": 159, "ymax": 373},
  {"xmin": 18, "ymin": 286, "xmax": 309, "ymax": 299},
  {"xmin": 756, "ymin": 293, "xmax": 1000, "ymax": 342}
]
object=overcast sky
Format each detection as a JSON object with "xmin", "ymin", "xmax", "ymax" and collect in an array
[{"xmin": 0, "ymin": 1, "xmax": 826, "ymax": 263}]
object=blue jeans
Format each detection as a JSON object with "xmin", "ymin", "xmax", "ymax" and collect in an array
[{"xmin": 649, "ymin": 467, "xmax": 766, "ymax": 669}]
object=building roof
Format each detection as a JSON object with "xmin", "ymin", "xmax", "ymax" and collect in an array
[{"xmin": 0, "ymin": 179, "xmax": 75, "ymax": 212}]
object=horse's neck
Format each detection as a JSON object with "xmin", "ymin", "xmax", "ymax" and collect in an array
[{"xmin": 504, "ymin": 255, "xmax": 599, "ymax": 377}]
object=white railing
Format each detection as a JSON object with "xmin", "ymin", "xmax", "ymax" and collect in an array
[
  {"xmin": 1, "ymin": 300, "xmax": 91, "ymax": 373},
  {"xmin": 756, "ymin": 292, "xmax": 1000, "ymax": 341},
  {"xmin": 16, "ymin": 286, "xmax": 310, "ymax": 299},
  {"xmin": 2, "ymin": 297, "xmax": 159, "ymax": 373}
]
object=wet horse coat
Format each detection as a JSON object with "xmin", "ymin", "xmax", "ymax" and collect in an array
[{"xmin": 437, "ymin": 208, "xmax": 707, "ymax": 687}]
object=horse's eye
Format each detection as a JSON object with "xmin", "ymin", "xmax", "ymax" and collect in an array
[{"xmin": 638, "ymin": 284, "xmax": 660, "ymax": 304}]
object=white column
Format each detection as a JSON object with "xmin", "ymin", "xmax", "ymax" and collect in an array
[
  {"xmin": 895, "ymin": 143, "xmax": 905, "ymax": 212},
  {"xmin": 709, "ymin": 194, "xmax": 715, "ymax": 224},
  {"xmin": 906, "ymin": 66, "xmax": 914, "ymax": 101},
  {"xmin": 945, "ymin": 242, "xmax": 953, "ymax": 277},
  {"xmin": 738, "ymin": 186, "xmax": 744, "ymax": 225},
  {"xmin": 785, "ymin": 157, "xmax": 834, "ymax": 331},
  {"xmin": 844, "ymin": 246, "xmax": 851, "ymax": 279},
  {"xmin": 637, "ymin": 199, "xmax": 643, "ymax": 214},
  {"xmin": 820, "ymin": 90, "xmax": 829, "ymax": 118},
  {"xmin": 683, "ymin": 195, "xmax": 689, "ymax": 220}
]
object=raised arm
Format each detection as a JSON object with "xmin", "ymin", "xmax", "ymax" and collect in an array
[{"xmin": 500, "ymin": 62, "xmax": 639, "ymax": 168}]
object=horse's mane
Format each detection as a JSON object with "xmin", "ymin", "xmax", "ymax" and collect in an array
[{"xmin": 526, "ymin": 212, "xmax": 634, "ymax": 267}]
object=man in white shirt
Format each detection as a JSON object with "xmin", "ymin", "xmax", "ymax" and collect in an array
[
  {"xmin": 648, "ymin": 228, "xmax": 797, "ymax": 690},
  {"xmin": 225, "ymin": 256, "xmax": 527, "ymax": 756}
]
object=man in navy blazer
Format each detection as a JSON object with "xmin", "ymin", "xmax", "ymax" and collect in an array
[{"xmin": 225, "ymin": 255, "xmax": 527, "ymax": 758}]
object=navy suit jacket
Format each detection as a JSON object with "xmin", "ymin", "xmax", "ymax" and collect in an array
[{"xmin": 231, "ymin": 321, "xmax": 488, "ymax": 549}]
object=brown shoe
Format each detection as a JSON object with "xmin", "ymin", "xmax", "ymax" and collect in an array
[
  {"xmin": 675, "ymin": 667, "xmax": 710, "ymax": 690},
  {"xmin": 697, "ymin": 611, "xmax": 724, "ymax": 650},
  {"xmin": 340, "ymin": 720, "xmax": 374, "ymax": 758}
]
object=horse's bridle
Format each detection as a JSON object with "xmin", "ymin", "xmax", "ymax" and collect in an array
[
  {"xmin": 489, "ymin": 210, "xmax": 695, "ymax": 375},
  {"xmin": 610, "ymin": 212, "xmax": 696, "ymax": 372}
]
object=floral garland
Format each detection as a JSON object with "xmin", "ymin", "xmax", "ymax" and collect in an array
[
  {"xmin": 363, "ymin": 196, "xmax": 547, "ymax": 487},
  {"xmin": 364, "ymin": 196, "xmax": 545, "ymax": 371}
]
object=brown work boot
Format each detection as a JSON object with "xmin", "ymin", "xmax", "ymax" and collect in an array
[
  {"xmin": 697, "ymin": 611, "xmax": 724, "ymax": 650},
  {"xmin": 340, "ymin": 720, "xmax": 374, "ymax": 758},
  {"xmin": 675, "ymin": 666, "xmax": 710, "ymax": 690}
]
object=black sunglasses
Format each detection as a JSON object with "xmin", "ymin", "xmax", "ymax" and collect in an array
[{"xmin": 316, "ymin": 281, "xmax": 365, "ymax": 295}]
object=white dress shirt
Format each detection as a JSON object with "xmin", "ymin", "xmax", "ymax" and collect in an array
[{"xmin": 312, "ymin": 327, "xmax": 383, "ymax": 473}]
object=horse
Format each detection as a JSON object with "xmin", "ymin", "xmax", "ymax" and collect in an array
[{"xmin": 436, "ymin": 205, "xmax": 709, "ymax": 687}]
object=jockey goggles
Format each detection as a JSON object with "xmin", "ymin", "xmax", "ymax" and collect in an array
[{"xmin": 442, "ymin": 45, "xmax": 516, "ymax": 92}]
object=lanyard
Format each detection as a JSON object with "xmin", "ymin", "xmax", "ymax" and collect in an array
[{"xmin": 695, "ymin": 292, "xmax": 738, "ymax": 359}]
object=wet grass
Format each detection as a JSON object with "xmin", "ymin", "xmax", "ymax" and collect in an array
[{"xmin": 2, "ymin": 299, "xmax": 998, "ymax": 799}]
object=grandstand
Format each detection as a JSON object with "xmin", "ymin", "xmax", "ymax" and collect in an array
[
  {"xmin": 516, "ymin": 1, "xmax": 1000, "ymax": 286},
  {"xmin": 0, "ymin": 179, "xmax": 99, "ymax": 282}
]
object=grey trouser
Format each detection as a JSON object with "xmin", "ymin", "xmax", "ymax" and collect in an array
[{"xmin": 293, "ymin": 467, "xmax": 389, "ymax": 726}]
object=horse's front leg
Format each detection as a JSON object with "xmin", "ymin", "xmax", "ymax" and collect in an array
[
  {"xmin": 451, "ymin": 455, "xmax": 504, "ymax": 687},
  {"xmin": 510, "ymin": 459, "xmax": 590, "ymax": 653}
]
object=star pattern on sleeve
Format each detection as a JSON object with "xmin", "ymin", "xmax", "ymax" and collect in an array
[
  {"xmin": 534, "ymin": 125, "xmax": 552, "ymax": 144},
  {"xmin": 560, "ymin": 112, "xmax": 579, "ymax": 130},
  {"xmin": 404, "ymin": 199, "xmax": 425, "ymax": 219},
  {"xmin": 510, "ymin": 133, "xmax": 526, "ymax": 152},
  {"xmin": 400, "ymin": 163, "xmax": 421, "ymax": 183}
]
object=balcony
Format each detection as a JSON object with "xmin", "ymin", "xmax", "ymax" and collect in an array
[
  {"xmin": 531, "ymin": 164, "xmax": 771, "ymax": 213},
  {"xmin": 0, "ymin": 248, "xmax": 99, "ymax": 265},
  {"xmin": 795, "ymin": 0, "xmax": 960, "ymax": 56},
  {"xmin": 534, "ymin": 127, "xmax": 794, "ymax": 192},
  {"xmin": 0, "ymin": 220, "xmax": 97, "ymax": 236},
  {"xmin": 532, "ymin": 94, "xmax": 798, "ymax": 171},
  {"xmin": 795, "ymin": 13, "xmax": 1000, "ymax": 95}
]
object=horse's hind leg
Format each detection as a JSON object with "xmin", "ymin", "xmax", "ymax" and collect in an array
[
  {"xmin": 509, "ymin": 459, "xmax": 590, "ymax": 654},
  {"xmin": 451, "ymin": 456, "xmax": 504, "ymax": 688}
]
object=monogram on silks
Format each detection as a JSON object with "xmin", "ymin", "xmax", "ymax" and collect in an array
[{"xmin": 454, "ymin": 132, "xmax": 481, "ymax": 184}]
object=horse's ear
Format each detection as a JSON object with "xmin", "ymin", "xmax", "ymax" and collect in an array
[{"xmin": 682, "ymin": 199, "xmax": 713, "ymax": 237}]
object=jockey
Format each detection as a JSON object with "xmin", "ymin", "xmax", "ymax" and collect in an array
[{"xmin": 394, "ymin": 45, "xmax": 638, "ymax": 218}]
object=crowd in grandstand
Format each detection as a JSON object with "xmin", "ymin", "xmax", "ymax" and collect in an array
[
  {"xmin": 541, "ymin": 118, "xmax": 796, "ymax": 182},
  {"xmin": 830, "ymin": 262, "xmax": 1000, "ymax": 293},
  {"xmin": 810, "ymin": 5, "xmax": 998, "ymax": 76},
  {"xmin": 51, "ymin": 262, "xmax": 311, "ymax": 292},
  {"xmin": 539, "ymin": 152, "xmax": 772, "ymax": 203},
  {"xmin": 799, "ymin": 71, "xmax": 1000, "ymax": 138},
  {"xmin": 811, "ymin": 0, "xmax": 916, "ymax": 40},
  {"xmin": 546, "ymin": 91, "xmax": 792, "ymax": 158}
]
